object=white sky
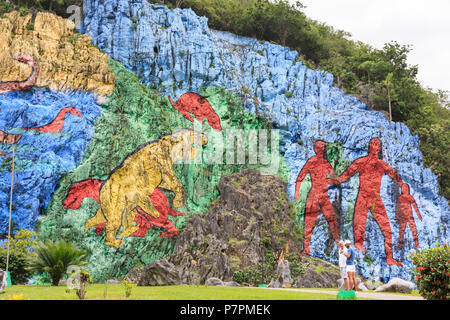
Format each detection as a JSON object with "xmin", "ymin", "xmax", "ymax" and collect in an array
[{"xmin": 294, "ymin": 0, "xmax": 450, "ymax": 92}]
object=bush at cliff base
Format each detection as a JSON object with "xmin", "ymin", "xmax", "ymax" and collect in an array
[
  {"xmin": 410, "ymin": 243, "xmax": 450, "ymax": 300},
  {"xmin": 336, "ymin": 290, "xmax": 357, "ymax": 300}
]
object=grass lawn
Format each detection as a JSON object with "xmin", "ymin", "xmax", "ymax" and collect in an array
[{"xmin": 0, "ymin": 284, "xmax": 379, "ymax": 300}]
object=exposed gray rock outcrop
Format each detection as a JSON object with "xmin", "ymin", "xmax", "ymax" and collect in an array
[
  {"xmin": 126, "ymin": 169, "xmax": 341, "ymax": 287},
  {"xmin": 374, "ymin": 278, "xmax": 414, "ymax": 294}
]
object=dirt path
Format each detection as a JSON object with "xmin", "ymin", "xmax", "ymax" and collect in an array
[{"xmin": 260, "ymin": 287, "xmax": 425, "ymax": 300}]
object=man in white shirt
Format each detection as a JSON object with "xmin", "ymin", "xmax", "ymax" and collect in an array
[{"xmin": 338, "ymin": 240, "xmax": 349, "ymax": 290}]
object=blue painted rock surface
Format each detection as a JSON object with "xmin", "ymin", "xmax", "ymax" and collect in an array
[{"xmin": 0, "ymin": 89, "xmax": 101, "ymax": 234}]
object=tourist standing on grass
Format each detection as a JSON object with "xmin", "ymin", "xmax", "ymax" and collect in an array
[
  {"xmin": 344, "ymin": 240, "xmax": 357, "ymax": 292},
  {"xmin": 338, "ymin": 240, "xmax": 349, "ymax": 290}
]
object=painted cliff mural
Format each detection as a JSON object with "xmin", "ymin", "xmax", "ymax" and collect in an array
[
  {"xmin": 1, "ymin": 2, "xmax": 448, "ymax": 283},
  {"xmin": 63, "ymin": 129, "xmax": 207, "ymax": 248},
  {"xmin": 295, "ymin": 137, "xmax": 414, "ymax": 267},
  {"xmin": 0, "ymin": 54, "xmax": 39, "ymax": 94}
]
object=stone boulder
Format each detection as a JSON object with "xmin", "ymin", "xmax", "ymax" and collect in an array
[
  {"xmin": 205, "ymin": 277, "xmax": 224, "ymax": 286},
  {"xmin": 223, "ymin": 281, "xmax": 240, "ymax": 287},
  {"xmin": 364, "ymin": 280, "xmax": 383, "ymax": 291},
  {"xmin": 268, "ymin": 279, "xmax": 281, "ymax": 288},
  {"xmin": 127, "ymin": 169, "xmax": 305, "ymax": 286},
  {"xmin": 358, "ymin": 282, "xmax": 369, "ymax": 292},
  {"xmin": 295, "ymin": 267, "xmax": 340, "ymax": 289},
  {"xmin": 337, "ymin": 277, "xmax": 368, "ymax": 291},
  {"xmin": 276, "ymin": 260, "xmax": 292, "ymax": 288},
  {"xmin": 374, "ymin": 278, "xmax": 414, "ymax": 294},
  {"xmin": 126, "ymin": 258, "xmax": 184, "ymax": 286},
  {"xmin": 106, "ymin": 279, "xmax": 120, "ymax": 284}
]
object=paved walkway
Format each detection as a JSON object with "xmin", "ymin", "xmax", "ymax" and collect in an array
[{"xmin": 260, "ymin": 287, "xmax": 425, "ymax": 300}]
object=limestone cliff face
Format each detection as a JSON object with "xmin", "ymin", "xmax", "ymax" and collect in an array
[
  {"xmin": 81, "ymin": 0, "xmax": 449, "ymax": 282},
  {"xmin": 0, "ymin": 11, "xmax": 114, "ymax": 96},
  {"xmin": 1, "ymin": 2, "xmax": 448, "ymax": 284}
]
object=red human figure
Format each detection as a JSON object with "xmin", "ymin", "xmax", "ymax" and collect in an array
[
  {"xmin": 295, "ymin": 140, "xmax": 340, "ymax": 255},
  {"xmin": 168, "ymin": 92, "xmax": 222, "ymax": 131},
  {"xmin": 395, "ymin": 184, "xmax": 422, "ymax": 250},
  {"xmin": 332, "ymin": 138, "xmax": 403, "ymax": 266}
]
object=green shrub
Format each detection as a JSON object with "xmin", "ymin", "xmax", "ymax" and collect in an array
[
  {"xmin": 68, "ymin": 269, "xmax": 93, "ymax": 300},
  {"xmin": 410, "ymin": 243, "xmax": 450, "ymax": 300},
  {"xmin": 0, "ymin": 229, "xmax": 37, "ymax": 284},
  {"xmin": 285, "ymin": 253, "xmax": 305, "ymax": 278},
  {"xmin": 28, "ymin": 240, "xmax": 87, "ymax": 286},
  {"xmin": 123, "ymin": 279, "xmax": 135, "ymax": 298},
  {"xmin": 0, "ymin": 250, "xmax": 32, "ymax": 284},
  {"xmin": 233, "ymin": 266, "xmax": 262, "ymax": 285}
]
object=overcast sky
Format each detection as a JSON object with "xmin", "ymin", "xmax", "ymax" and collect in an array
[{"xmin": 294, "ymin": 0, "xmax": 450, "ymax": 92}]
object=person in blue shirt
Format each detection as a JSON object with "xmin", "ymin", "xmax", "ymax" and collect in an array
[{"xmin": 343, "ymin": 240, "xmax": 357, "ymax": 292}]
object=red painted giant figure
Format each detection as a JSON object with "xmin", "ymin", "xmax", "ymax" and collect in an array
[
  {"xmin": 395, "ymin": 184, "xmax": 422, "ymax": 250},
  {"xmin": 331, "ymin": 138, "xmax": 403, "ymax": 266},
  {"xmin": 169, "ymin": 92, "xmax": 222, "ymax": 131},
  {"xmin": 295, "ymin": 140, "xmax": 340, "ymax": 255}
]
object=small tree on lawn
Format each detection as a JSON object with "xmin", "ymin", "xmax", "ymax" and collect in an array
[
  {"xmin": 28, "ymin": 240, "xmax": 87, "ymax": 286},
  {"xmin": 0, "ymin": 229, "xmax": 37, "ymax": 284},
  {"xmin": 410, "ymin": 243, "xmax": 450, "ymax": 300}
]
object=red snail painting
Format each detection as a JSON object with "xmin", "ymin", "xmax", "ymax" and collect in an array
[{"xmin": 0, "ymin": 54, "xmax": 40, "ymax": 94}]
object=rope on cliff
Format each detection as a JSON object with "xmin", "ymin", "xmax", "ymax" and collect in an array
[{"xmin": 5, "ymin": 145, "xmax": 16, "ymax": 274}]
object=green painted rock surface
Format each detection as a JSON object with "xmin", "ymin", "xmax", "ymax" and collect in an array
[{"xmin": 38, "ymin": 60, "xmax": 288, "ymax": 281}]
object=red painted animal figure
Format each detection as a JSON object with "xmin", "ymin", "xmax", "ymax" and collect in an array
[
  {"xmin": 63, "ymin": 179, "xmax": 185, "ymax": 238},
  {"xmin": 23, "ymin": 107, "xmax": 82, "ymax": 133},
  {"xmin": 0, "ymin": 54, "xmax": 40, "ymax": 94},
  {"xmin": 168, "ymin": 92, "xmax": 222, "ymax": 131},
  {"xmin": 0, "ymin": 130, "xmax": 22, "ymax": 144},
  {"xmin": 131, "ymin": 188, "xmax": 185, "ymax": 238},
  {"xmin": 63, "ymin": 180, "xmax": 103, "ymax": 210},
  {"xmin": 395, "ymin": 184, "xmax": 422, "ymax": 250}
]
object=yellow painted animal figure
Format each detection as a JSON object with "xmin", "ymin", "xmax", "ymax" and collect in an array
[{"xmin": 85, "ymin": 129, "xmax": 208, "ymax": 248}]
